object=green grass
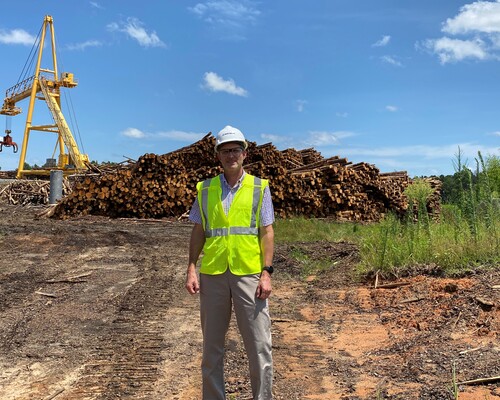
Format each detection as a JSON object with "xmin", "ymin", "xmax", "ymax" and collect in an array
[
  {"xmin": 274, "ymin": 217, "xmax": 368, "ymax": 279},
  {"xmin": 449, "ymin": 361, "xmax": 459, "ymax": 400},
  {"xmin": 286, "ymin": 245, "xmax": 336, "ymax": 278},
  {"xmin": 275, "ymin": 152, "xmax": 500, "ymax": 278},
  {"xmin": 358, "ymin": 208, "xmax": 499, "ymax": 276},
  {"xmin": 274, "ymin": 209, "xmax": 500, "ymax": 278},
  {"xmin": 274, "ymin": 216, "xmax": 366, "ymax": 244},
  {"xmin": 275, "ymin": 217, "xmax": 365, "ymax": 279}
]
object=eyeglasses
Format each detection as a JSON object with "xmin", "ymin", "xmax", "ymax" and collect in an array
[{"xmin": 219, "ymin": 147, "xmax": 244, "ymax": 156}]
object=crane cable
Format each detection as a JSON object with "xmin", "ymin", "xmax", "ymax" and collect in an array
[
  {"xmin": 4, "ymin": 21, "xmax": 41, "ymax": 136},
  {"xmin": 5, "ymin": 116, "xmax": 11, "ymax": 134},
  {"xmin": 53, "ymin": 30, "xmax": 86, "ymax": 156},
  {"xmin": 16, "ymin": 22, "xmax": 43, "ymax": 85}
]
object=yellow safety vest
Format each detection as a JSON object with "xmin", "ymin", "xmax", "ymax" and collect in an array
[{"xmin": 197, "ymin": 173, "xmax": 268, "ymax": 275}]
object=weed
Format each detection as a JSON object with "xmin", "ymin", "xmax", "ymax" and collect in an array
[
  {"xmin": 287, "ymin": 246, "xmax": 332, "ymax": 279},
  {"xmin": 449, "ymin": 361, "xmax": 459, "ymax": 400}
]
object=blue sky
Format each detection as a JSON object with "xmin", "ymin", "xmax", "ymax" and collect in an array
[{"xmin": 0, "ymin": 1, "xmax": 499, "ymax": 177}]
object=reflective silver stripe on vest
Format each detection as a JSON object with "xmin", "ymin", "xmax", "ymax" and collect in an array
[
  {"xmin": 251, "ymin": 176, "xmax": 262, "ymax": 228},
  {"xmin": 205, "ymin": 227, "xmax": 228, "ymax": 237},
  {"xmin": 205, "ymin": 226, "xmax": 259, "ymax": 238},
  {"xmin": 200, "ymin": 175, "xmax": 262, "ymax": 238},
  {"xmin": 231, "ymin": 226, "xmax": 259, "ymax": 235},
  {"xmin": 201, "ymin": 179, "xmax": 212, "ymax": 231}
]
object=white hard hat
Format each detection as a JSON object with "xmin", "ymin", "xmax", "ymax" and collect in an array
[{"xmin": 215, "ymin": 125, "xmax": 248, "ymax": 151}]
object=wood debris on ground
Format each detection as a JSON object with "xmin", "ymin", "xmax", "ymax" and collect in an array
[{"xmin": 0, "ymin": 178, "xmax": 72, "ymax": 206}]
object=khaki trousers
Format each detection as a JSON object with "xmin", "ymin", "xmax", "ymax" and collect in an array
[{"xmin": 200, "ymin": 269, "xmax": 273, "ymax": 400}]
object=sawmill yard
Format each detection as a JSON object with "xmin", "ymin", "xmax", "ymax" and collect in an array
[
  {"xmin": 0, "ymin": 137, "xmax": 499, "ymax": 399},
  {"xmin": 0, "ymin": 201, "xmax": 498, "ymax": 400}
]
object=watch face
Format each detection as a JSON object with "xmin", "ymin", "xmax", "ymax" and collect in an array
[{"xmin": 264, "ymin": 266, "xmax": 273, "ymax": 274}]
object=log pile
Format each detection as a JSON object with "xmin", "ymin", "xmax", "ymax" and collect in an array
[
  {"xmin": 49, "ymin": 132, "xmax": 439, "ymax": 221},
  {"xmin": 0, "ymin": 170, "xmax": 17, "ymax": 179},
  {"xmin": 422, "ymin": 177, "xmax": 443, "ymax": 220}
]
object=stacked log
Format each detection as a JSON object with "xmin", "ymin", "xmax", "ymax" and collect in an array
[
  {"xmin": 379, "ymin": 172, "xmax": 412, "ymax": 215},
  {"xmin": 0, "ymin": 170, "xmax": 17, "ymax": 179},
  {"xmin": 50, "ymin": 132, "xmax": 437, "ymax": 221},
  {"xmin": 423, "ymin": 177, "xmax": 443, "ymax": 220},
  {"xmin": 299, "ymin": 148, "xmax": 323, "ymax": 165}
]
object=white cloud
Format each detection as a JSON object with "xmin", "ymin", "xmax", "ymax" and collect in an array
[
  {"xmin": 260, "ymin": 133, "xmax": 291, "ymax": 145},
  {"xmin": 422, "ymin": 37, "xmax": 488, "ymax": 64},
  {"xmin": 157, "ymin": 130, "xmax": 205, "ymax": 141},
  {"xmin": 0, "ymin": 29, "xmax": 36, "ymax": 45},
  {"xmin": 296, "ymin": 99, "xmax": 307, "ymax": 112},
  {"xmin": 421, "ymin": 1, "xmax": 500, "ymax": 63},
  {"xmin": 490, "ymin": 33, "xmax": 500, "ymax": 48},
  {"xmin": 90, "ymin": 1, "xmax": 104, "ymax": 10},
  {"xmin": 189, "ymin": 1, "xmax": 260, "ymax": 40},
  {"xmin": 380, "ymin": 55, "xmax": 403, "ymax": 67},
  {"xmin": 443, "ymin": 1, "xmax": 500, "ymax": 35},
  {"xmin": 336, "ymin": 112, "xmax": 349, "ymax": 118},
  {"xmin": 107, "ymin": 18, "xmax": 166, "ymax": 48},
  {"xmin": 338, "ymin": 143, "xmax": 499, "ymax": 160},
  {"xmin": 491, "ymin": 131, "xmax": 500, "ymax": 136},
  {"xmin": 306, "ymin": 131, "xmax": 355, "ymax": 146},
  {"xmin": 202, "ymin": 71, "xmax": 248, "ymax": 96},
  {"xmin": 189, "ymin": 0, "xmax": 260, "ymax": 27},
  {"xmin": 261, "ymin": 130, "xmax": 356, "ymax": 149},
  {"xmin": 372, "ymin": 35, "xmax": 391, "ymax": 47},
  {"xmin": 66, "ymin": 40, "xmax": 103, "ymax": 51},
  {"xmin": 121, "ymin": 127, "xmax": 205, "ymax": 142},
  {"xmin": 121, "ymin": 127, "xmax": 146, "ymax": 138},
  {"xmin": 385, "ymin": 105, "xmax": 398, "ymax": 112}
]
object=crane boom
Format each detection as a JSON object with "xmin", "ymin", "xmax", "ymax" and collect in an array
[
  {"xmin": 0, "ymin": 76, "xmax": 37, "ymax": 115},
  {"xmin": 39, "ymin": 77, "xmax": 89, "ymax": 170},
  {"xmin": 0, "ymin": 15, "xmax": 90, "ymax": 178}
]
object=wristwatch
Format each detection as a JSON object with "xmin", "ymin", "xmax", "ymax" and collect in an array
[{"xmin": 263, "ymin": 266, "xmax": 274, "ymax": 275}]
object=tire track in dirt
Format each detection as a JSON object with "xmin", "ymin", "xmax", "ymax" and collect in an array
[
  {"xmin": 57, "ymin": 259, "xmax": 202, "ymax": 399},
  {"xmin": 273, "ymin": 318, "xmax": 337, "ymax": 399},
  {"xmin": 56, "ymin": 271, "xmax": 177, "ymax": 399},
  {"xmin": 155, "ymin": 302, "xmax": 203, "ymax": 400},
  {"xmin": 271, "ymin": 282, "xmax": 345, "ymax": 400},
  {"xmin": 0, "ymin": 216, "xmax": 201, "ymax": 400}
]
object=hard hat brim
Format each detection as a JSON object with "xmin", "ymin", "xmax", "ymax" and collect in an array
[{"xmin": 215, "ymin": 140, "xmax": 248, "ymax": 152}]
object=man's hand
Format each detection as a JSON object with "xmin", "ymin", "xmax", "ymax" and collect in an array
[
  {"xmin": 186, "ymin": 223, "xmax": 204, "ymax": 295},
  {"xmin": 185, "ymin": 268, "xmax": 200, "ymax": 294},
  {"xmin": 256, "ymin": 271, "xmax": 272, "ymax": 299}
]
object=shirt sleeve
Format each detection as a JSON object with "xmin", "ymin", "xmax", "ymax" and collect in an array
[
  {"xmin": 260, "ymin": 185, "xmax": 275, "ymax": 227},
  {"xmin": 188, "ymin": 197, "xmax": 203, "ymax": 225}
]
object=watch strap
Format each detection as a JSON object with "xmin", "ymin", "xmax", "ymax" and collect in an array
[{"xmin": 263, "ymin": 266, "xmax": 274, "ymax": 275}]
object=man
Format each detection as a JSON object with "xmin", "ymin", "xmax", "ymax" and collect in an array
[{"xmin": 185, "ymin": 125, "xmax": 275, "ymax": 400}]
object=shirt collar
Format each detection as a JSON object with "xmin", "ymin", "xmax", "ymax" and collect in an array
[{"xmin": 220, "ymin": 171, "xmax": 246, "ymax": 190}]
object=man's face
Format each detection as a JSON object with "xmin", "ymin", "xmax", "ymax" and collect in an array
[{"xmin": 216, "ymin": 142, "xmax": 247, "ymax": 172}]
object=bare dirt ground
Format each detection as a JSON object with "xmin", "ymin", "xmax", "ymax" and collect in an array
[{"xmin": 0, "ymin": 203, "xmax": 498, "ymax": 400}]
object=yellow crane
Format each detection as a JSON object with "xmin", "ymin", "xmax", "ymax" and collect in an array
[{"xmin": 0, "ymin": 15, "xmax": 90, "ymax": 178}]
